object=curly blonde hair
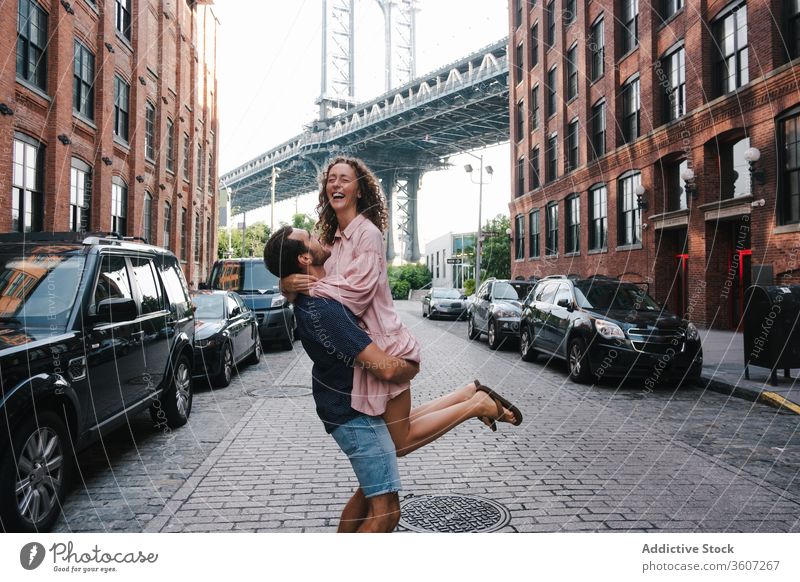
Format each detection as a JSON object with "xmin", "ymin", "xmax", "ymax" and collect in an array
[{"xmin": 315, "ymin": 156, "xmax": 388, "ymax": 245}]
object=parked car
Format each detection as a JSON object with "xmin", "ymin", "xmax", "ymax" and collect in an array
[
  {"xmin": 422, "ymin": 288, "xmax": 468, "ymax": 320},
  {"xmin": 191, "ymin": 290, "xmax": 261, "ymax": 387},
  {"xmin": 206, "ymin": 258, "xmax": 295, "ymax": 349},
  {"xmin": 467, "ymin": 278, "xmax": 536, "ymax": 349},
  {"xmin": 519, "ymin": 275, "xmax": 703, "ymax": 384},
  {"xmin": 0, "ymin": 232, "xmax": 195, "ymax": 532}
]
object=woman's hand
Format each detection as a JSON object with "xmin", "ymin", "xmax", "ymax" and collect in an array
[{"xmin": 280, "ymin": 274, "xmax": 319, "ymax": 294}]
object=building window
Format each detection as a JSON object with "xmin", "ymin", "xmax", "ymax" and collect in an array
[
  {"xmin": 720, "ymin": 137, "xmax": 752, "ymax": 199},
  {"xmin": 12, "ymin": 135, "xmax": 44, "ymax": 233},
  {"xmin": 565, "ymin": 194, "xmax": 580, "ymax": 254},
  {"xmin": 618, "ymin": 172, "xmax": 642, "ymax": 246},
  {"xmin": 714, "ymin": 2, "xmax": 748, "ymax": 96},
  {"xmin": 591, "ymin": 100, "xmax": 606, "ymax": 159},
  {"xmin": 530, "ymin": 146, "xmax": 540, "ymax": 189},
  {"xmin": 566, "ymin": 119, "xmax": 579, "ymax": 172},
  {"xmin": 546, "ymin": 133, "xmax": 557, "ymax": 183},
  {"xmin": 590, "ymin": 17, "xmax": 604, "ymax": 82},
  {"xmin": 787, "ymin": 1, "xmax": 800, "ymax": 60},
  {"xmin": 531, "ymin": 85, "xmax": 540, "ymax": 129},
  {"xmin": 528, "ymin": 209, "xmax": 540, "ymax": 258},
  {"xmin": 589, "ymin": 184, "xmax": 608, "ymax": 250},
  {"xmin": 143, "ymin": 191, "xmax": 153, "ymax": 243},
  {"xmin": 70, "ymin": 158, "xmax": 92, "ymax": 233},
  {"xmin": 662, "ymin": 46, "xmax": 686, "ymax": 121},
  {"xmin": 621, "ymin": 76, "xmax": 640, "ymax": 144},
  {"xmin": 780, "ymin": 110, "xmax": 800, "ymax": 224},
  {"xmin": 145, "ymin": 101, "xmax": 156, "ymax": 161},
  {"xmin": 660, "ymin": 0, "xmax": 683, "ymax": 21},
  {"xmin": 516, "ymin": 100, "xmax": 524, "ymax": 142},
  {"xmin": 208, "ymin": 153, "xmax": 214, "ymax": 191},
  {"xmin": 545, "ymin": 201, "xmax": 558, "ymax": 256},
  {"xmin": 515, "ymin": 0, "xmax": 523, "ymax": 28},
  {"xmin": 114, "ymin": 76, "xmax": 130, "ymax": 142},
  {"xmin": 545, "ymin": 1, "xmax": 555, "ymax": 48},
  {"xmin": 17, "ymin": 0, "xmax": 48, "ymax": 91},
  {"xmin": 180, "ymin": 207, "xmax": 187, "ymax": 261},
  {"xmin": 515, "ymin": 215, "xmax": 525, "ymax": 260},
  {"xmin": 115, "ymin": 0, "xmax": 131, "ymax": 41},
  {"xmin": 111, "ymin": 177, "xmax": 128, "ymax": 235},
  {"xmin": 515, "ymin": 43, "xmax": 524, "ymax": 84},
  {"xmin": 547, "ymin": 66, "xmax": 557, "ymax": 118},
  {"xmin": 565, "ymin": 0, "xmax": 576, "ymax": 25},
  {"xmin": 516, "ymin": 156, "xmax": 525, "ymax": 197},
  {"xmin": 163, "ymin": 202, "xmax": 172, "ymax": 251},
  {"xmin": 73, "ymin": 40, "xmax": 94, "ymax": 119},
  {"xmin": 620, "ymin": 0, "xmax": 639, "ymax": 55},
  {"xmin": 166, "ymin": 119, "xmax": 175, "ymax": 172},
  {"xmin": 566, "ymin": 44, "xmax": 578, "ymax": 101},
  {"xmin": 196, "ymin": 143, "xmax": 203, "ymax": 187},
  {"xmin": 663, "ymin": 159, "xmax": 689, "ymax": 211},
  {"xmin": 194, "ymin": 212, "xmax": 201, "ymax": 263},
  {"xmin": 530, "ymin": 23, "xmax": 539, "ymax": 67},
  {"xmin": 183, "ymin": 133, "xmax": 190, "ymax": 181}
]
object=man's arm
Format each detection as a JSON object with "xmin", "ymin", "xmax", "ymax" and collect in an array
[{"xmin": 355, "ymin": 343, "xmax": 420, "ymax": 384}]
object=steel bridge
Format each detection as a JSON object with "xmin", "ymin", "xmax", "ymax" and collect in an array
[{"xmin": 220, "ymin": 1, "xmax": 509, "ymax": 261}]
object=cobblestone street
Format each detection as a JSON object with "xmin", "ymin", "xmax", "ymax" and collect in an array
[{"xmin": 54, "ymin": 301, "xmax": 800, "ymax": 533}]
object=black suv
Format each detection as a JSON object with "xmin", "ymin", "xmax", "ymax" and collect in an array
[
  {"xmin": 0, "ymin": 232, "xmax": 195, "ymax": 532},
  {"xmin": 519, "ymin": 276, "xmax": 702, "ymax": 384},
  {"xmin": 207, "ymin": 258, "xmax": 295, "ymax": 349},
  {"xmin": 467, "ymin": 278, "xmax": 536, "ymax": 349}
]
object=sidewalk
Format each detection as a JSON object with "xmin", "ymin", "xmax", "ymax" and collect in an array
[{"xmin": 699, "ymin": 328, "xmax": 800, "ymax": 415}]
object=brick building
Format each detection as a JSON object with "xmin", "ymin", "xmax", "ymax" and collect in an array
[
  {"xmin": 507, "ymin": 0, "xmax": 800, "ymax": 329},
  {"xmin": 0, "ymin": 0, "xmax": 219, "ymax": 287}
]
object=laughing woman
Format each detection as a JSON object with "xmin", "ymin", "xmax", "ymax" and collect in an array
[{"xmin": 283, "ymin": 156, "xmax": 522, "ymax": 455}]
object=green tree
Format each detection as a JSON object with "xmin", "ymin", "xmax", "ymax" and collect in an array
[
  {"xmin": 480, "ymin": 214, "xmax": 511, "ymax": 280},
  {"xmin": 386, "ymin": 264, "xmax": 431, "ymax": 299},
  {"xmin": 217, "ymin": 222, "xmax": 271, "ymax": 259},
  {"xmin": 291, "ymin": 213, "xmax": 317, "ymax": 231}
]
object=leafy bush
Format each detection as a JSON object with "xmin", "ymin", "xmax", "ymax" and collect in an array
[
  {"xmin": 463, "ymin": 278, "xmax": 475, "ymax": 296},
  {"xmin": 387, "ymin": 264, "xmax": 431, "ymax": 299}
]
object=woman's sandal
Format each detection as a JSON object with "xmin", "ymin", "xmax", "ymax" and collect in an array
[{"xmin": 474, "ymin": 379, "xmax": 523, "ymax": 431}]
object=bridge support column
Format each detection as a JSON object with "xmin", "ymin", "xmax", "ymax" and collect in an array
[
  {"xmin": 406, "ymin": 170, "xmax": 421, "ymax": 262},
  {"xmin": 378, "ymin": 171, "xmax": 397, "ymax": 261}
]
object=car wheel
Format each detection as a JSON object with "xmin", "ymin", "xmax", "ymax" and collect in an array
[
  {"xmin": 213, "ymin": 344, "xmax": 233, "ymax": 387},
  {"xmin": 246, "ymin": 337, "xmax": 262, "ymax": 365},
  {"xmin": 152, "ymin": 353, "xmax": 193, "ymax": 428},
  {"xmin": 568, "ymin": 337, "xmax": 592, "ymax": 384},
  {"xmin": 422, "ymin": 306, "xmax": 427, "ymax": 318},
  {"xmin": 520, "ymin": 327, "xmax": 537, "ymax": 362},
  {"xmin": 282, "ymin": 316, "xmax": 295, "ymax": 350},
  {"xmin": 0, "ymin": 411, "xmax": 72, "ymax": 533},
  {"xmin": 487, "ymin": 319, "xmax": 502, "ymax": 350},
  {"xmin": 467, "ymin": 315, "xmax": 480, "ymax": 340}
]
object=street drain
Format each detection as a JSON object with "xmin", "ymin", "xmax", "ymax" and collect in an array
[
  {"xmin": 246, "ymin": 385, "xmax": 312, "ymax": 398},
  {"xmin": 398, "ymin": 494, "xmax": 511, "ymax": 533}
]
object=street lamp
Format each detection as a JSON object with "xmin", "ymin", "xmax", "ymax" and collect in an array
[{"xmin": 464, "ymin": 153, "xmax": 493, "ymax": 291}]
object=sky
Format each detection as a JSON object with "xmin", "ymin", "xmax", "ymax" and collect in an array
[{"xmin": 212, "ymin": 0, "xmax": 511, "ymax": 254}]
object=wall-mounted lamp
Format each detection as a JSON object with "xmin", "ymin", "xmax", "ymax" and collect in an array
[
  {"xmin": 60, "ymin": 0, "xmax": 75, "ymax": 15},
  {"xmin": 162, "ymin": 96, "xmax": 168, "ymax": 104},
  {"xmin": 505, "ymin": 227, "xmax": 512, "ymax": 239},
  {"xmin": 0, "ymin": 103, "xmax": 14, "ymax": 116},
  {"xmin": 57, "ymin": 134, "xmax": 71, "ymax": 145},
  {"xmin": 635, "ymin": 184, "xmax": 647, "ymax": 211},
  {"xmin": 743, "ymin": 147, "xmax": 766, "ymax": 185},
  {"xmin": 104, "ymin": 42, "xmax": 115, "ymax": 53},
  {"xmin": 138, "ymin": 76, "xmax": 146, "ymax": 86},
  {"xmin": 136, "ymin": 175, "xmax": 145, "ymax": 183},
  {"xmin": 681, "ymin": 167, "xmax": 699, "ymax": 201},
  {"xmin": 159, "ymin": 183, "xmax": 166, "ymax": 190},
  {"xmin": 101, "ymin": 156, "xmax": 113, "ymax": 166}
]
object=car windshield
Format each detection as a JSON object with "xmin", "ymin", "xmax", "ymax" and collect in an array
[
  {"xmin": 574, "ymin": 282, "xmax": 661, "ymax": 311},
  {"xmin": 242, "ymin": 262, "xmax": 279, "ymax": 293},
  {"xmin": 492, "ymin": 282, "xmax": 530, "ymax": 301},
  {"xmin": 192, "ymin": 294, "xmax": 225, "ymax": 320},
  {"xmin": 0, "ymin": 248, "xmax": 87, "ymax": 331},
  {"xmin": 433, "ymin": 289, "xmax": 461, "ymax": 299}
]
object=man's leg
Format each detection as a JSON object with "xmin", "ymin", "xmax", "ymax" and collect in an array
[
  {"xmin": 338, "ymin": 488, "xmax": 368, "ymax": 533},
  {"xmin": 357, "ymin": 492, "xmax": 400, "ymax": 533}
]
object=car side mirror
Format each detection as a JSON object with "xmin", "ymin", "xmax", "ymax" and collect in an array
[
  {"xmin": 95, "ymin": 297, "xmax": 138, "ymax": 324},
  {"xmin": 230, "ymin": 307, "xmax": 241, "ymax": 317},
  {"xmin": 198, "ymin": 282, "xmax": 209, "ymax": 290},
  {"xmin": 557, "ymin": 298, "xmax": 573, "ymax": 310}
]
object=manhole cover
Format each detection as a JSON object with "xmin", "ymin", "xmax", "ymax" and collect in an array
[
  {"xmin": 246, "ymin": 385, "xmax": 312, "ymax": 398},
  {"xmin": 398, "ymin": 494, "xmax": 511, "ymax": 533}
]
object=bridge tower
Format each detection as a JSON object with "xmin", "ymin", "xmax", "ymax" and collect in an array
[{"xmin": 319, "ymin": 0, "xmax": 421, "ymax": 262}]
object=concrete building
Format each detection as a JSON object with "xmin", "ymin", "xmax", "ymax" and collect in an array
[
  {"xmin": 507, "ymin": 0, "xmax": 800, "ymax": 329},
  {"xmin": 1, "ymin": 0, "xmax": 219, "ymax": 287},
  {"xmin": 425, "ymin": 231, "xmax": 477, "ymax": 289}
]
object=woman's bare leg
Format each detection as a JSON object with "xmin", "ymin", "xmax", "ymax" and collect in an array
[
  {"xmin": 384, "ymin": 389, "xmax": 516, "ymax": 457},
  {"xmin": 408, "ymin": 381, "xmax": 478, "ymax": 421}
]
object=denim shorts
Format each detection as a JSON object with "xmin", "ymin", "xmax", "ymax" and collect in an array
[{"xmin": 331, "ymin": 415, "xmax": 402, "ymax": 498}]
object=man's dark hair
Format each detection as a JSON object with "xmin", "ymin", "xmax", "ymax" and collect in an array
[{"xmin": 263, "ymin": 225, "xmax": 307, "ymax": 277}]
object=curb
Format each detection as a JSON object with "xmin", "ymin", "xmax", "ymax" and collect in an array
[{"xmin": 700, "ymin": 375, "xmax": 800, "ymax": 415}]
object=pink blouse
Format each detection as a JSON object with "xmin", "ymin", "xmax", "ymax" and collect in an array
[{"xmin": 309, "ymin": 213, "xmax": 421, "ymax": 415}]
